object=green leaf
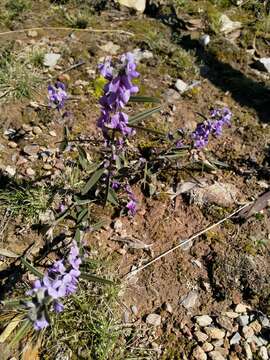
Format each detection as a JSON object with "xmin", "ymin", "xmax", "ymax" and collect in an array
[
  {"xmin": 9, "ymin": 320, "xmax": 32, "ymax": 347},
  {"xmin": 1, "ymin": 298, "xmax": 30, "ymax": 308},
  {"xmin": 80, "ymin": 272, "xmax": 114, "ymax": 285},
  {"xmin": 74, "ymin": 228, "xmax": 81, "ymax": 242},
  {"xmin": 21, "ymin": 258, "xmax": 43, "ymax": 278},
  {"xmin": 77, "ymin": 208, "xmax": 88, "ymax": 224},
  {"xmin": 59, "ymin": 126, "xmax": 69, "ymax": 152},
  {"xmin": 129, "ymin": 124, "xmax": 166, "ymax": 136},
  {"xmin": 77, "ymin": 145, "xmax": 89, "ymax": 170},
  {"xmin": 129, "ymin": 95, "xmax": 161, "ymax": 103},
  {"xmin": 74, "ymin": 196, "xmax": 94, "ymax": 205},
  {"xmin": 107, "ymin": 188, "xmax": 118, "ymax": 206},
  {"xmin": 128, "ymin": 106, "xmax": 161, "ymax": 125},
  {"xmin": 81, "ymin": 168, "xmax": 105, "ymax": 196}
]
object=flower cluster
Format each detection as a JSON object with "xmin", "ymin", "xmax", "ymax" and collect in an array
[
  {"xmin": 24, "ymin": 241, "xmax": 81, "ymax": 330},
  {"xmin": 97, "ymin": 53, "xmax": 139, "ymax": 140},
  {"xmin": 192, "ymin": 107, "xmax": 232, "ymax": 148},
  {"xmin": 125, "ymin": 185, "xmax": 137, "ymax": 216},
  {"xmin": 48, "ymin": 81, "xmax": 68, "ymax": 110}
]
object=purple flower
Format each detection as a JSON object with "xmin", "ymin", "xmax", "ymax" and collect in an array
[
  {"xmin": 53, "ymin": 301, "xmax": 64, "ymax": 313},
  {"xmin": 126, "ymin": 199, "xmax": 137, "ymax": 216},
  {"xmin": 192, "ymin": 121, "xmax": 212, "ymax": 148},
  {"xmin": 34, "ymin": 315, "xmax": 49, "ymax": 331},
  {"xmin": 48, "ymin": 81, "xmax": 68, "ymax": 110}
]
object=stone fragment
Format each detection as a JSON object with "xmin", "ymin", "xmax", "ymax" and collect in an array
[
  {"xmin": 26, "ymin": 168, "xmax": 35, "ymax": 176},
  {"xmin": 216, "ymin": 316, "xmax": 234, "ymax": 332},
  {"xmin": 230, "ymin": 332, "xmax": 241, "ymax": 345},
  {"xmin": 209, "ymin": 350, "xmax": 226, "ymax": 360},
  {"xmin": 5, "ymin": 166, "xmax": 16, "ymax": 176},
  {"xmin": 224, "ymin": 311, "xmax": 239, "ymax": 319},
  {"xmin": 192, "ymin": 346, "xmax": 207, "ymax": 360},
  {"xmin": 235, "ymin": 304, "xmax": 248, "ymax": 313},
  {"xmin": 196, "ymin": 315, "xmax": 213, "ymax": 327},
  {"xmin": 194, "ymin": 331, "xmax": 208, "ymax": 343},
  {"xmin": 131, "ymin": 305, "xmax": 138, "ymax": 316},
  {"xmin": 43, "ymin": 53, "xmax": 61, "ymax": 67},
  {"xmin": 49, "ymin": 130, "xmax": 57, "ymax": 137},
  {"xmin": 238, "ymin": 314, "xmax": 249, "ymax": 327},
  {"xmin": 100, "ymin": 41, "xmax": 120, "ymax": 55},
  {"xmin": 259, "ymin": 315, "xmax": 270, "ymax": 327},
  {"xmin": 27, "ymin": 30, "xmax": 38, "ymax": 37},
  {"xmin": 163, "ymin": 302, "xmax": 173, "ymax": 314},
  {"xmin": 113, "ymin": 219, "xmax": 123, "ymax": 231},
  {"xmin": 205, "ymin": 327, "xmax": 225, "ymax": 340},
  {"xmin": 199, "ymin": 34, "xmax": 210, "ymax": 47},
  {"xmin": 254, "ymin": 58, "xmax": 270, "ymax": 73},
  {"xmin": 243, "ymin": 343, "xmax": 252, "ymax": 360},
  {"xmin": 202, "ymin": 342, "xmax": 213, "ymax": 352},
  {"xmin": 23, "ymin": 145, "xmax": 40, "ymax": 156},
  {"xmin": 33, "ymin": 126, "xmax": 42, "ymax": 135},
  {"xmin": 132, "ymin": 48, "xmax": 153, "ymax": 62},
  {"xmin": 118, "ymin": 0, "xmax": 146, "ymax": 12},
  {"xmin": 219, "ymin": 14, "xmax": 242, "ymax": 34},
  {"xmin": 175, "ymin": 79, "xmax": 188, "ymax": 93},
  {"xmin": 259, "ymin": 346, "xmax": 268, "ymax": 360},
  {"xmin": 180, "ymin": 290, "xmax": 199, "ymax": 309},
  {"xmin": 163, "ymin": 89, "xmax": 180, "ymax": 103},
  {"xmin": 249, "ymin": 320, "xmax": 262, "ymax": 333},
  {"xmin": 146, "ymin": 313, "xmax": 161, "ymax": 326},
  {"xmin": 8, "ymin": 141, "xmax": 18, "ymax": 148},
  {"xmin": 212, "ymin": 339, "xmax": 224, "ymax": 347},
  {"xmin": 242, "ymin": 325, "xmax": 254, "ymax": 339}
]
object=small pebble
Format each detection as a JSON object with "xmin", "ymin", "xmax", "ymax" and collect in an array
[
  {"xmin": 131, "ymin": 305, "xmax": 138, "ymax": 316},
  {"xmin": 205, "ymin": 327, "xmax": 225, "ymax": 340},
  {"xmin": 26, "ymin": 168, "xmax": 35, "ymax": 176},
  {"xmin": 238, "ymin": 315, "xmax": 249, "ymax": 327},
  {"xmin": 33, "ymin": 126, "xmax": 42, "ymax": 135},
  {"xmin": 216, "ymin": 316, "xmax": 234, "ymax": 332},
  {"xmin": 192, "ymin": 345, "xmax": 207, "ymax": 360},
  {"xmin": 212, "ymin": 339, "xmax": 224, "ymax": 347},
  {"xmin": 196, "ymin": 315, "xmax": 213, "ymax": 327},
  {"xmin": 243, "ymin": 343, "xmax": 252, "ymax": 360},
  {"xmin": 5, "ymin": 166, "xmax": 16, "ymax": 176},
  {"xmin": 224, "ymin": 311, "xmax": 239, "ymax": 319},
  {"xmin": 259, "ymin": 346, "xmax": 268, "ymax": 360},
  {"xmin": 202, "ymin": 342, "xmax": 214, "ymax": 352},
  {"xmin": 249, "ymin": 320, "xmax": 262, "ymax": 333},
  {"xmin": 235, "ymin": 304, "xmax": 248, "ymax": 313},
  {"xmin": 208, "ymin": 350, "xmax": 226, "ymax": 360},
  {"xmin": 194, "ymin": 331, "xmax": 208, "ymax": 342},
  {"xmin": 49, "ymin": 130, "xmax": 57, "ymax": 137},
  {"xmin": 145, "ymin": 313, "xmax": 161, "ymax": 326},
  {"xmin": 259, "ymin": 315, "xmax": 270, "ymax": 328},
  {"xmin": 242, "ymin": 325, "xmax": 254, "ymax": 339},
  {"xmin": 180, "ymin": 290, "xmax": 199, "ymax": 309},
  {"xmin": 43, "ymin": 163, "xmax": 52, "ymax": 170},
  {"xmin": 8, "ymin": 141, "xmax": 18, "ymax": 148},
  {"xmin": 163, "ymin": 302, "xmax": 173, "ymax": 314},
  {"xmin": 230, "ymin": 332, "xmax": 241, "ymax": 345}
]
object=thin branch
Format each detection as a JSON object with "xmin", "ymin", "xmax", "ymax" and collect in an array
[
  {"xmin": 124, "ymin": 202, "xmax": 251, "ymax": 279},
  {"xmin": 0, "ymin": 27, "xmax": 134, "ymax": 37}
]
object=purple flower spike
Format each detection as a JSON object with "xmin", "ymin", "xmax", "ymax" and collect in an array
[
  {"xmin": 126, "ymin": 199, "xmax": 137, "ymax": 216},
  {"xmin": 34, "ymin": 315, "xmax": 49, "ymax": 330},
  {"xmin": 48, "ymin": 81, "xmax": 68, "ymax": 110}
]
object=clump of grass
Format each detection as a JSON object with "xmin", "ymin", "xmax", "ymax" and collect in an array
[
  {"xmin": 0, "ymin": 186, "xmax": 52, "ymax": 222},
  {"xmin": 4, "ymin": 0, "xmax": 31, "ymax": 21},
  {"xmin": 28, "ymin": 49, "xmax": 46, "ymax": 68}
]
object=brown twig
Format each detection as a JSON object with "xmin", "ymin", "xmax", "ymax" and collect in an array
[
  {"xmin": 0, "ymin": 27, "xmax": 134, "ymax": 37},
  {"xmin": 124, "ymin": 202, "xmax": 251, "ymax": 279}
]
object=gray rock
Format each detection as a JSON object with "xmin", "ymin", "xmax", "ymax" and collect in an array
[
  {"xmin": 199, "ymin": 34, "xmax": 210, "ymax": 47},
  {"xmin": 230, "ymin": 332, "xmax": 241, "ymax": 345},
  {"xmin": 243, "ymin": 343, "xmax": 252, "ymax": 360},
  {"xmin": 163, "ymin": 89, "xmax": 181, "ymax": 103},
  {"xmin": 238, "ymin": 315, "xmax": 249, "ymax": 327},
  {"xmin": 100, "ymin": 41, "xmax": 120, "ymax": 55},
  {"xmin": 196, "ymin": 315, "xmax": 213, "ymax": 327},
  {"xmin": 180, "ymin": 290, "xmax": 199, "ymax": 309},
  {"xmin": 118, "ymin": 0, "xmax": 145, "ymax": 12},
  {"xmin": 216, "ymin": 315, "xmax": 234, "ymax": 332},
  {"xmin": 33, "ymin": 126, "xmax": 42, "ymax": 135},
  {"xmin": 146, "ymin": 313, "xmax": 161, "ymax": 326},
  {"xmin": 132, "ymin": 48, "xmax": 153, "ymax": 62},
  {"xmin": 5, "ymin": 165, "xmax": 16, "ymax": 177},
  {"xmin": 8, "ymin": 141, "xmax": 18, "ymax": 148},
  {"xmin": 131, "ymin": 305, "xmax": 138, "ymax": 316},
  {"xmin": 219, "ymin": 14, "xmax": 242, "ymax": 34},
  {"xmin": 209, "ymin": 350, "xmax": 226, "ymax": 360},
  {"xmin": 254, "ymin": 58, "xmax": 270, "ymax": 73},
  {"xmin": 205, "ymin": 327, "xmax": 225, "ymax": 340},
  {"xmin": 259, "ymin": 315, "xmax": 270, "ymax": 328},
  {"xmin": 26, "ymin": 168, "xmax": 35, "ymax": 176},
  {"xmin": 194, "ymin": 331, "xmax": 208, "ymax": 342},
  {"xmin": 43, "ymin": 53, "xmax": 61, "ymax": 67},
  {"xmin": 175, "ymin": 79, "xmax": 188, "ymax": 93},
  {"xmin": 192, "ymin": 346, "xmax": 207, "ymax": 360},
  {"xmin": 259, "ymin": 347, "xmax": 268, "ymax": 360},
  {"xmin": 213, "ymin": 339, "xmax": 224, "ymax": 347},
  {"xmin": 202, "ymin": 342, "xmax": 214, "ymax": 352},
  {"xmin": 242, "ymin": 325, "xmax": 254, "ymax": 339},
  {"xmin": 23, "ymin": 145, "xmax": 40, "ymax": 156},
  {"xmin": 163, "ymin": 302, "xmax": 173, "ymax": 314}
]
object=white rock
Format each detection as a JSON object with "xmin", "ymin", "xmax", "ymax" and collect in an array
[
  {"xmin": 202, "ymin": 342, "xmax": 214, "ymax": 352},
  {"xmin": 219, "ymin": 14, "xmax": 242, "ymax": 34},
  {"xmin": 242, "ymin": 325, "xmax": 254, "ymax": 339},
  {"xmin": 259, "ymin": 346, "xmax": 268, "ymax": 360},
  {"xmin": 26, "ymin": 168, "xmax": 35, "ymax": 176},
  {"xmin": 243, "ymin": 343, "xmax": 253, "ymax": 360},
  {"xmin": 27, "ymin": 30, "xmax": 38, "ymax": 38},
  {"xmin": 196, "ymin": 315, "xmax": 213, "ymax": 327},
  {"xmin": 230, "ymin": 332, "xmax": 241, "ymax": 345},
  {"xmin": 5, "ymin": 166, "xmax": 16, "ymax": 176},
  {"xmin": 238, "ymin": 315, "xmax": 249, "ymax": 327},
  {"xmin": 132, "ymin": 48, "xmax": 153, "ymax": 62},
  {"xmin": 224, "ymin": 311, "xmax": 239, "ymax": 319},
  {"xmin": 194, "ymin": 331, "xmax": 208, "ymax": 342},
  {"xmin": 175, "ymin": 79, "xmax": 188, "ymax": 93},
  {"xmin": 255, "ymin": 58, "xmax": 270, "ymax": 73},
  {"xmin": 199, "ymin": 34, "xmax": 210, "ymax": 47},
  {"xmin": 180, "ymin": 290, "xmax": 199, "ymax": 309},
  {"xmin": 118, "ymin": 0, "xmax": 145, "ymax": 12},
  {"xmin": 100, "ymin": 41, "xmax": 120, "ymax": 55},
  {"xmin": 192, "ymin": 345, "xmax": 207, "ymax": 360},
  {"xmin": 146, "ymin": 313, "xmax": 161, "ymax": 326},
  {"xmin": 43, "ymin": 53, "xmax": 61, "ymax": 67}
]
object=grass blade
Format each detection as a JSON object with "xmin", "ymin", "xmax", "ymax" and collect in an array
[
  {"xmin": 81, "ymin": 168, "xmax": 105, "ymax": 196},
  {"xmin": 80, "ymin": 272, "xmax": 114, "ymax": 285},
  {"xmin": 129, "ymin": 95, "xmax": 161, "ymax": 103},
  {"xmin": 9, "ymin": 320, "xmax": 32, "ymax": 347},
  {"xmin": 0, "ymin": 314, "xmax": 23, "ymax": 343},
  {"xmin": 21, "ymin": 258, "xmax": 43, "ymax": 278},
  {"xmin": 107, "ymin": 188, "xmax": 118, "ymax": 206},
  {"xmin": 129, "ymin": 124, "xmax": 166, "ymax": 136},
  {"xmin": 128, "ymin": 106, "xmax": 161, "ymax": 125}
]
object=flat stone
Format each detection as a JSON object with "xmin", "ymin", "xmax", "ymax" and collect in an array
[
  {"xmin": 49, "ymin": 130, "xmax": 57, "ymax": 137},
  {"xmin": 27, "ymin": 30, "xmax": 38, "ymax": 37},
  {"xmin": 175, "ymin": 79, "xmax": 188, "ymax": 93},
  {"xmin": 224, "ymin": 311, "xmax": 239, "ymax": 319},
  {"xmin": 100, "ymin": 41, "xmax": 120, "ymax": 55},
  {"xmin": 194, "ymin": 331, "xmax": 208, "ymax": 342},
  {"xmin": 235, "ymin": 304, "xmax": 248, "ymax": 313},
  {"xmin": 192, "ymin": 345, "xmax": 207, "ymax": 360},
  {"xmin": 199, "ymin": 34, "xmax": 210, "ymax": 47},
  {"xmin": 212, "ymin": 339, "xmax": 224, "ymax": 347},
  {"xmin": 26, "ymin": 168, "xmax": 35, "ymax": 176},
  {"xmin": 209, "ymin": 350, "xmax": 226, "ymax": 360},
  {"xmin": 118, "ymin": 0, "xmax": 146, "ymax": 12},
  {"xmin": 22, "ymin": 124, "xmax": 32, "ymax": 132},
  {"xmin": 163, "ymin": 89, "xmax": 181, "ymax": 103},
  {"xmin": 259, "ymin": 346, "xmax": 268, "ymax": 360},
  {"xmin": 202, "ymin": 342, "xmax": 214, "ymax": 352},
  {"xmin": 132, "ymin": 48, "xmax": 153, "ymax": 62},
  {"xmin": 23, "ymin": 145, "xmax": 40, "ymax": 156},
  {"xmin": 5, "ymin": 166, "xmax": 16, "ymax": 176},
  {"xmin": 259, "ymin": 315, "xmax": 270, "ymax": 328},
  {"xmin": 180, "ymin": 290, "xmax": 199, "ymax": 309},
  {"xmin": 238, "ymin": 315, "xmax": 249, "ymax": 327},
  {"xmin": 242, "ymin": 325, "xmax": 254, "ymax": 339},
  {"xmin": 33, "ymin": 126, "xmax": 42, "ymax": 135},
  {"xmin": 243, "ymin": 343, "xmax": 252, "ymax": 360},
  {"xmin": 43, "ymin": 53, "xmax": 61, "ymax": 67},
  {"xmin": 196, "ymin": 315, "xmax": 213, "ymax": 327},
  {"xmin": 216, "ymin": 316, "xmax": 234, "ymax": 332},
  {"xmin": 205, "ymin": 327, "xmax": 225, "ymax": 340},
  {"xmin": 8, "ymin": 141, "xmax": 18, "ymax": 148},
  {"xmin": 249, "ymin": 320, "xmax": 262, "ymax": 333},
  {"xmin": 146, "ymin": 313, "xmax": 161, "ymax": 326},
  {"xmin": 131, "ymin": 305, "xmax": 138, "ymax": 316},
  {"xmin": 230, "ymin": 332, "xmax": 241, "ymax": 345},
  {"xmin": 219, "ymin": 14, "xmax": 242, "ymax": 34}
]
